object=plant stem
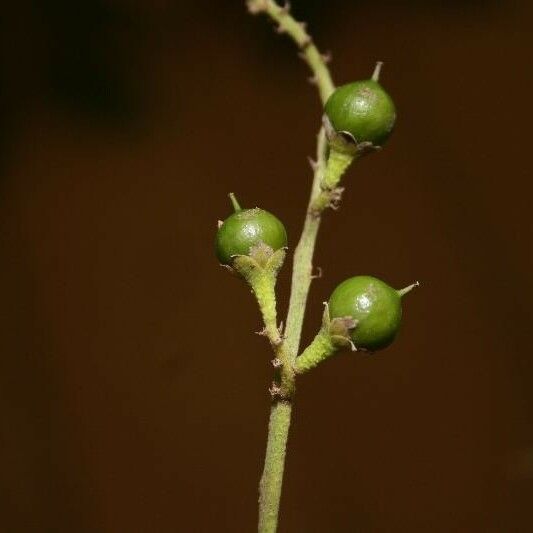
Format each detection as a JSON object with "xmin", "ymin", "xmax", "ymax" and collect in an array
[
  {"xmin": 284, "ymin": 129, "xmax": 329, "ymax": 362},
  {"xmin": 247, "ymin": 3, "xmax": 335, "ymax": 532},
  {"xmin": 257, "ymin": 129, "xmax": 329, "ymax": 533},
  {"xmin": 234, "ymin": 250, "xmax": 286, "ymax": 347},
  {"xmin": 293, "ymin": 329, "xmax": 336, "ymax": 374},
  {"xmin": 258, "ymin": 400, "xmax": 291, "ymax": 533}
]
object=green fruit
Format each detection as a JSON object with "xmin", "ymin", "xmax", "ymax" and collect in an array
[
  {"xmin": 328, "ymin": 276, "xmax": 402, "ymax": 351},
  {"xmin": 324, "ymin": 79, "xmax": 396, "ymax": 146},
  {"xmin": 216, "ymin": 207, "xmax": 287, "ymax": 265}
]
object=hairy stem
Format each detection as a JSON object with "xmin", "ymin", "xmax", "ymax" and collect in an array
[
  {"xmin": 293, "ymin": 329, "xmax": 336, "ymax": 374},
  {"xmin": 257, "ymin": 129, "xmax": 329, "ymax": 533},
  {"xmin": 258, "ymin": 401, "xmax": 291, "ymax": 533},
  {"xmin": 284, "ymin": 129, "xmax": 329, "ymax": 361},
  {"xmin": 248, "ymin": 3, "xmax": 335, "ymax": 532},
  {"xmin": 254, "ymin": 270, "xmax": 283, "ymax": 344},
  {"xmin": 310, "ymin": 148, "xmax": 356, "ymax": 213}
]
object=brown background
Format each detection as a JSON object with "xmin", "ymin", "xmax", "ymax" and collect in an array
[{"xmin": 1, "ymin": 1, "xmax": 532, "ymax": 531}]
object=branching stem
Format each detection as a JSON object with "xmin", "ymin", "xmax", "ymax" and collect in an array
[
  {"xmin": 247, "ymin": 2, "xmax": 336, "ymax": 532},
  {"xmin": 284, "ymin": 129, "xmax": 329, "ymax": 361},
  {"xmin": 293, "ymin": 328, "xmax": 336, "ymax": 374},
  {"xmin": 257, "ymin": 129, "xmax": 328, "ymax": 533}
]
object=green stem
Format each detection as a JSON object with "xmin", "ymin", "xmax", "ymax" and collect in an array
[
  {"xmin": 293, "ymin": 330, "xmax": 336, "ymax": 374},
  {"xmin": 249, "ymin": 263, "xmax": 295, "ymax": 396},
  {"xmin": 234, "ymin": 252, "xmax": 295, "ymax": 399},
  {"xmin": 253, "ymin": 270, "xmax": 282, "ymax": 345},
  {"xmin": 233, "ymin": 250, "xmax": 286, "ymax": 349},
  {"xmin": 249, "ymin": 272, "xmax": 295, "ymax": 397},
  {"xmin": 284, "ymin": 129, "xmax": 328, "ymax": 361},
  {"xmin": 258, "ymin": 401, "xmax": 291, "ymax": 533},
  {"xmin": 247, "ymin": 3, "xmax": 335, "ymax": 532},
  {"xmin": 310, "ymin": 148, "xmax": 356, "ymax": 213},
  {"xmin": 258, "ymin": 129, "xmax": 328, "ymax": 533},
  {"xmin": 322, "ymin": 149, "xmax": 355, "ymax": 190}
]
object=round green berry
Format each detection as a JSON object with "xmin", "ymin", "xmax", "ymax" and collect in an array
[
  {"xmin": 328, "ymin": 276, "xmax": 402, "ymax": 351},
  {"xmin": 324, "ymin": 79, "xmax": 396, "ymax": 146},
  {"xmin": 216, "ymin": 207, "xmax": 287, "ymax": 265}
]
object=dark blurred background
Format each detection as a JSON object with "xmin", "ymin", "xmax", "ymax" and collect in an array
[{"xmin": 1, "ymin": 1, "xmax": 532, "ymax": 531}]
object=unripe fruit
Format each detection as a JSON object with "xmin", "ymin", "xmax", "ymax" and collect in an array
[
  {"xmin": 328, "ymin": 275, "xmax": 402, "ymax": 351},
  {"xmin": 216, "ymin": 204, "xmax": 287, "ymax": 265},
  {"xmin": 324, "ymin": 73, "xmax": 396, "ymax": 147}
]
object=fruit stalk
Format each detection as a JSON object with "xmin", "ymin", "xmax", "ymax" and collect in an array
[
  {"xmin": 253, "ymin": 271, "xmax": 283, "ymax": 345},
  {"xmin": 233, "ymin": 251, "xmax": 286, "ymax": 348},
  {"xmin": 321, "ymin": 149, "xmax": 355, "ymax": 190},
  {"xmin": 293, "ymin": 329, "xmax": 335, "ymax": 374},
  {"xmin": 284, "ymin": 129, "xmax": 329, "ymax": 360}
]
